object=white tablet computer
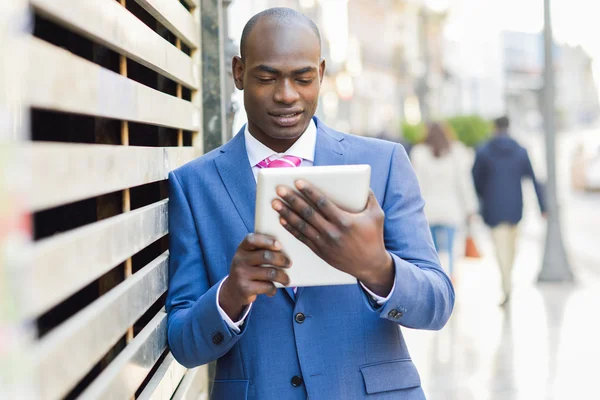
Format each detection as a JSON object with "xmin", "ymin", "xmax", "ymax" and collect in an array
[{"xmin": 255, "ymin": 164, "xmax": 371, "ymax": 287}]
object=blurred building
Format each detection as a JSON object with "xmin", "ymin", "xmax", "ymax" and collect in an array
[
  {"xmin": 440, "ymin": 2, "xmax": 505, "ymax": 120},
  {"xmin": 502, "ymin": 31, "xmax": 600, "ymax": 133},
  {"xmin": 556, "ymin": 45, "xmax": 600, "ymax": 129},
  {"xmin": 501, "ymin": 31, "xmax": 545, "ymax": 133},
  {"xmin": 227, "ymin": 0, "xmax": 455, "ymax": 139}
]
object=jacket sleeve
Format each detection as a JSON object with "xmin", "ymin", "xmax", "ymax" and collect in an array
[
  {"xmin": 360, "ymin": 144, "xmax": 455, "ymax": 331},
  {"xmin": 471, "ymin": 147, "xmax": 487, "ymax": 198},
  {"xmin": 523, "ymin": 149, "xmax": 547, "ymax": 214},
  {"xmin": 165, "ymin": 171, "xmax": 249, "ymax": 368}
]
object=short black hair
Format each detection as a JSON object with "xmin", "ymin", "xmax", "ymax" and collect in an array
[
  {"xmin": 494, "ymin": 116, "xmax": 510, "ymax": 130},
  {"xmin": 240, "ymin": 7, "xmax": 321, "ymax": 60}
]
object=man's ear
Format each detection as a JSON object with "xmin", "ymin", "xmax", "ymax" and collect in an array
[
  {"xmin": 232, "ymin": 56, "xmax": 244, "ymax": 90},
  {"xmin": 319, "ymin": 58, "xmax": 326, "ymax": 84}
]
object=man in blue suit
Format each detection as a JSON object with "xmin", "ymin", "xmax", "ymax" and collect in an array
[{"xmin": 166, "ymin": 8, "xmax": 454, "ymax": 399}]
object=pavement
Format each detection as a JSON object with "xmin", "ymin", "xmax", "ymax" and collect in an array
[{"xmin": 403, "ymin": 128, "xmax": 600, "ymax": 400}]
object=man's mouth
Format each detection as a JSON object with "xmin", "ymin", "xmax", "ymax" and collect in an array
[{"xmin": 270, "ymin": 111, "xmax": 303, "ymax": 127}]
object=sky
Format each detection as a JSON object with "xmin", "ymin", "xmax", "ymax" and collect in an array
[{"xmin": 438, "ymin": 0, "xmax": 600, "ymax": 81}]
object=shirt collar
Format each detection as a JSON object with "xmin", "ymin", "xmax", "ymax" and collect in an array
[{"xmin": 244, "ymin": 119, "xmax": 317, "ymax": 167}]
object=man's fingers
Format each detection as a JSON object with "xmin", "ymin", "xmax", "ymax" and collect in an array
[
  {"xmin": 274, "ymin": 185, "xmax": 331, "ymax": 230},
  {"xmin": 248, "ymin": 266, "xmax": 291, "ymax": 287},
  {"xmin": 244, "ymin": 249, "xmax": 292, "ymax": 268},
  {"xmin": 366, "ymin": 190, "xmax": 385, "ymax": 217},
  {"xmin": 240, "ymin": 233, "xmax": 282, "ymax": 251},
  {"xmin": 293, "ymin": 180, "xmax": 345, "ymax": 222},
  {"xmin": 279, "ymin": 217, "xmax": 321, "ymax": 254},
  {"xmin": 272, "ymin": 200, "xmax": 322, "ymax": 243},
  {"xmin": 241, "ymin": 266, "xmax": 290, "ymax": 288},
  {"xmin": 246, "ymin": 281, "xmax": 278, "ymax": 297}
]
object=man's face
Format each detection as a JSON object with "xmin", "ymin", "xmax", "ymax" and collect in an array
[{"xmin": 233, "ymin": 19, "xmax": 325, "ymax": 150}]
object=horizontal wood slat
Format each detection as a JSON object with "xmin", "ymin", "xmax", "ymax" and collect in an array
[
  {"xmin": 25, "ymin": 143, "xmax": 195, "ymax": 212},
  {"xmin": 172, "ymin": 366, "xmax": 209, "ymax": 400},
  {"xmin": 133, "ymin": 0, "xmax": 200, "ymax": 49},
  {"xmin": 28, "ymin": 38, "xmax": 200, "ymax": 131},
  {"xmin": 79, "ymin": 310, "xmax": 169, "ymax": 400},
  {"xmin": 138, "ymin": 353, "xmax": 187, "ymax": 400},
  {"xmin": 25, "ymin": 200, "xmax": 169, "ymax": 318},
  {"xmin": 30, "ymin": 0, "xmax": 199, "ymax": 88},
  {"xmin": 33, "ymin": 253, "xmax": 169, "ymax": 400}
]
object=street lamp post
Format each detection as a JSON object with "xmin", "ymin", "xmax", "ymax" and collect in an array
[
  {"xmin": 417, "ymin": 7, "xmax": 431, "ymax": 123},
  {"xmin": 538, "ymin": 0, "xmax": 574, "ymax": 282}
]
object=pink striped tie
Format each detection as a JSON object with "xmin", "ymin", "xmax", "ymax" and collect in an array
[
  {"xmin": 256, "ymin": 155, "xmax": 301, "ymax": 294},
  {"xmin": 256, "ymin": 155, "xmax": 302, "ymax": 169}
]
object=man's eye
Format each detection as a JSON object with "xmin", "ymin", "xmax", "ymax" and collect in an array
[
  {"xmin": 257, "ymin": 77, "xmax": 275, "ymax": 83},
  {"xmin": 297, "ymin": 79, "xmax": 313, "ymax": 85}
]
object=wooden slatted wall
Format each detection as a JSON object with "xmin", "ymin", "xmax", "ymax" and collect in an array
[
  {"xmin": 1, "ymin": 0, "xmax": 211, "ymax": 398},
  {"xmin": 1, "ymin": 0, "xmax": 35, "ymax": 398}
]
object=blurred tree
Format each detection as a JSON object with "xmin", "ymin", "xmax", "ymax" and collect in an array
[
  {"xmin": 446, "ymin": 115, "xmax": 491, "ymax": 147},
  {"xmin": 402, "ymin": 115, "xmax": 491, "ymax": 147},
  {"xmin": 401, "ymin": 122, "xmax": 426, "ymax": 144}
]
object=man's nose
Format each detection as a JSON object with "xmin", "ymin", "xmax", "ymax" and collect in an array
[{"xmin": 273, "ymin": 79, "xmax": 300, "ymax": 104}]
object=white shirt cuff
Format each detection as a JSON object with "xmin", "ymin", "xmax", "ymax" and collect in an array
[
  {"xmin": 216, "ymin": 277, "xmax": 252, "ymax": 333},
  {"xmin": 359, "ymin": 278, "xmax": 396, "ymax": 306}
]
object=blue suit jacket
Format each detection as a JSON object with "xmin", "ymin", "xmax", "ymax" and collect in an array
[{"xmin": 166, "ymin": 118, "xmax": 454, "ymax": 399}]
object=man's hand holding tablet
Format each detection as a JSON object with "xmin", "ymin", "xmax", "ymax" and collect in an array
[{"xmin": 272, "ymin": 180, "xmax": 394, "ymax": 298}]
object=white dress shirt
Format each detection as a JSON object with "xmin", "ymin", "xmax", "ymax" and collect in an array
[{"xmin": 217, "ymin": 120, "xmax": 395, "ymax": 332}]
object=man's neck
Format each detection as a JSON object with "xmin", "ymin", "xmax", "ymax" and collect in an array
[{"xmin": 247, "ymin": 123, "xmax": 303, "ymax": 153}]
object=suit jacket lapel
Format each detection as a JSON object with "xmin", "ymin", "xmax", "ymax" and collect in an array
[
  {"xmin": 214, "ymin": 128, "xmax": 256, "ymax": 233},
  {"xmin": 313, "ymin": 117, "xmax": 346, "ymax": 167},
  {"xmin": 214, "ymin": 128, "xmax": 296, "ymax": 303},
  {"xmin": 296, "ymin": 118, "xmax": 347, "ymax": 300}
]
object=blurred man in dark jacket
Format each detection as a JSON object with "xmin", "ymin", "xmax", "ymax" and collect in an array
[{"xmin": 472, "ymin": 116, "xmax": 546, "ymax": 306}]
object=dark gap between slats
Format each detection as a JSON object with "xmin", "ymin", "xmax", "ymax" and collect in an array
[
  {"xmin": 131, "ymin": 235, "xmax": 169, "ymax": 275},
  {"xmin": 33, "ymin": 189, "xmax": 125, "ymax": 241},
  {"xmin": 62, "ymin": 332, "xmax": 128, "ymax": 400},
  {"xmin": 180, "ymin": 0, "xmax": 192, "ymax": 12},
  {"xmin": 133, "ymin": 293, "xmax": 168, "ymax": 339},
  {"xmin": 35, "ymin": 263, "xmax": 125, "ymax": 339},
  {"xmin": 34, "ymin": 10, "xmax": 189, "ymax": 99},
  {"xmin": 129, "ymin": 180, "xmax": 169, "ymax": 211},
  {"xmin": 181, "ymin": 41, "xmax": 192, "ymax": 57},
  {"xmin": 125, "ymin": 0, "xmax": 173, "ymax": 46},
  {"xmin": 32, "ymin": 109, "xmax": 183, "ymax": 147},
  {"xmin": 33, "ymin": 13, "xmax": 119, "ymax": 73},
  {"xmin": 183, "ymin": 130, "xmax": 194, "ymax": 146},
  {"xmin": 135, "ymin": 348, "xmax": 170, "ymax": 398},
  {"xmin": 128, "ymin": 121, "xmax": 179, "ymax": 146},
  {"xmin": 182, "ymin": 86, "xmax": 193, "ymax": 101}
]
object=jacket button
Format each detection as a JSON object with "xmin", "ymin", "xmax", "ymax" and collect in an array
[
  {"xmin": 388, "ymin": 309, "xmax": 398, "ymax": 319},
  {"xmin": 295, "ymin": 312, "xmax": 306, "ymax": 324},
  {"xmin": 212, "ymin": 332, "xmax": 224, "ymax": 345},
  {"xmin": 291, "ymin": 375, "xmax": 303, "ymax": 387}
]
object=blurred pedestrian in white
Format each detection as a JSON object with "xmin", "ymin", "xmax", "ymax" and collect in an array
[{"xmin": 411, "ymin": 123, "xmax": 478, "ymax": 281}]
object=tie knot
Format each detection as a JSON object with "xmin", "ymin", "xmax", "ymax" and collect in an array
[{"xmin": 257, "ymin": 155, "xmax": 302, "ymax": 168}]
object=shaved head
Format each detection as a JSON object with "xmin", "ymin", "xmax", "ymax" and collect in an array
[
  {"xmin": 240, "ymin": 7, "xmax": 321, "ymax": 60},
  {"xmin": 232, "ymin": 7, "xmax": 325, "ymax": 153}
]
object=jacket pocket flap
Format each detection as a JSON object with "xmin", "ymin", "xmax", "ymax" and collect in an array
[
  {"xmin": 360, "ymin": 359, "xmax": 421, "ymax": 394},
  {"xmin": 211, "ymin": 379, "xmax": 249, "ymax": 400}
]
